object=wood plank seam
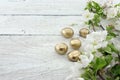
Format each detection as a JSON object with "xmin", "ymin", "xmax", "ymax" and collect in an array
[
  {"xmin": 0, "ymin": 14, "xmax": 82, "ymax": 16},
  {"xmin": 0, "ymin": 34, "xmax": 79, "ymax": 36}
]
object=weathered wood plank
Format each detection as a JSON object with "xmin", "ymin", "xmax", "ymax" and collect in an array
[
  {"xmin": 0, "ymin": 16, "xmax": 83, "ymax": 34},
  {"xmin": 0, "ymin": 0, "xmax": 119, "ymax": 15},
  {"xmin": 0, "ymin": 0, "xmax": 86, "ymax": 15},
  {"xmin": 0, "ymin": 36, "xmax": 73, "ymax": 80}
]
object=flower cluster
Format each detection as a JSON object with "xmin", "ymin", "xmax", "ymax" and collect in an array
[{"xmin": 66, "ymin": 0, "xmax": 120, "ymax": 80}]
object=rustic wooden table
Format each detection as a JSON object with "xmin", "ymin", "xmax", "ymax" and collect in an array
[{"xmin": 0, "ymin": 0, "xmax": 119, "ymax": 80}]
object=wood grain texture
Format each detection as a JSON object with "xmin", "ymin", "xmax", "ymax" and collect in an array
[
  {"xmin": 0, "ymin": 0, "xmax": 87, "ymax": 15},
  {"xmin": 0, "ymin": 36, "xmax": 74, "ymax": 80},
  {"xmin": 0, "ymin": 16, "xmax": 83, "ymax": 34},
  {"xmin": 0, "ymin": 0, "xmax": 118, "ymax": 15}
]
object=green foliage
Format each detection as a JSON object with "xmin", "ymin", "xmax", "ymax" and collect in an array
[
  {"xmin": 81, "ymin": 1, "xmax": 120, "ymax": 80},
  {"xmin": 81, "ymin": 68, "xmax": 96, "ymax": 80},
  {"xmin": 111, "ymin": 64, "xmax": 120, "ymax": 77},
  {"xmin": 81, "ymin": 42, "xmax": 120, "ymax": 80},
  {"xmin": 85, "ymin": 1, "xmax": 104, "ymax": 16},
  {"xmin": 115, "ymin": 3, "xmax": 120, "ymax": 7},
  {"xmin": 98, "ymin": 45, "xmax": 111, "ymax": 55},
  {"xmin": 107, "ymin": 43, "xmax": 119, "ymax": 53},
  {"xmin": 117, "ymin": 13, "xmax": 120, "ymax": 18},
  {"xmin": 85, "ymin": 14, "xmax": 101, "ymax": 26},
  {"xmin": 106, "ymin": 26, "xmax": 118, "ymax": 40},
  {"xmin": 92, "ymin": 56, "xmax": 112, "ymax": 71},
  {"xmin": 92, "ymin": 14, "xmax": 101, "ymax": 26},
  {"xmin": 92, "ymin": 57, "xmax": 107, "ymax": 71},
  {"xmin": 85, "ymin": 1, "xmax": 106, "ymax": 27},
  {"xmin": 104, "ymin": 55, "xmax": 113, "ymax": 66},
  {"xmin": 81, "ymin": 55, "xmax": 113, "ymax": 80},
  {"xmin": 106, "ymin": 64, "xmax": 120, "ymax": 79},
  {"xmin": 98, "ymin": 43, "xmax": 119, "ymax": 55}
]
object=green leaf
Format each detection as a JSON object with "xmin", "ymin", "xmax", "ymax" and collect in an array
[
  {"xmin": 92, "ymin": 57, "xmax": 107, "ymax": 72},
  {"xmin": 98, "ymin": 45, "xmax": 112, "ymax": 55},
  {"xmin": 106, "ymin": 36, "xmax": 114, "ymax": 40},
  {"xmin": 115, "ymin": 77, "xmax": 120, "ymax": 80},
  {"xmin": 106, "ymin": 26, "xmax": 118, "ymax": 40},
  {"xmin": 105, "ymin": 55, "xmax": 113, "ymax": 66},
  {"xmin": 117, "ymin": 13, "xmax": 120, "ymax": 18},
  {"xmin": 84, "ymin": 1, "xmax": 105, "ymax": 28},
  {"xmin": 109, "ymin": 32, "xmax": 117, "ymax": 37},
  {"xmin": 111, "ymin": 64, "xmax": 120, "ymax": 77},
  {"xmin": 106, "ymin": 26, "xmax": 114, "ymax": 32},
  {"xmin": 92, "ymin": 14, "xmax": 100, "ymax": 26},
  {"xmin": 85, "ymin": 1, "xmax": 104, "ymax": 15},
  {"xmin": 81, "ymin": 68, "xmax": 96, "ymax": 80},
  {"xmin": 104, "ymin": 46, "xmax": 112, "ymax": 54},
  {"xmin": 115, "ymin": 3, "xmax": 120, "ymax": 7},
  {"xmin": 98, "ymin": 43, "xmax": 119, "ymax": 56},
  {"xmin": 108, "ymin": 43, "xmax": 119, "ymax": 53}
]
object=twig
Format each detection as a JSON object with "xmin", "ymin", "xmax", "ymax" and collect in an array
[
  {"xmin": 99, "ymin": 25, "xmax": 105, "ymax": 30},
  {"xmin": 93, "ymin": 26, "xmax": 96, "ymax": 32},
  {"xmin": 97, "ymin": 70, "xmax": 105, "ymax": 80},
  {"xmin": 118, "ymin": 54, "xmax": 120, "ymax": 61},
  {"xmin": 91, "ymin": 23, "xmax": 96, "ymax": 32}
]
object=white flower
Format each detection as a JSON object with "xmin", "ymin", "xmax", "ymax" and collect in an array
[
  {"xmin": 115, "ymin": 20, "xmax": 120, "ymax": 30},
  {"xmin": 103, "ymin": 0, "xmax": 113, "ymax": 8},
  {"xmin": 82, "ymin": 43, "xmax": 94, "ymax": 53},
  {"xmin": 105, "ymin": 7, "xmax": 118, "ymax": 19},
  {"xmin": 65, "ymin": 62, "xmax": 84, "ymax": 80},
  {"xmin": 77, "ymin": 78, "xmax": 84, "ymax": 80},
  {"xmin": 103, "ymin": 0, "xmax": 119, "ymax": 19},
  {"xmin": 116, "ymin": 6, "xmax": 120, "ymax": 13},
  {"xmin": 65, "ymin": 53, "xmax": 93, "ymax": 80},
  {"xmin": 82, "ymin": 10, "xmax": 94, "ymax": 21},
  {"xmin": 66, "ymin": 31, "xmax": 108, "ymax": 80},
  {"xmin": 66, "ymin": 30, "xmax": 108, "ymax": 80},
  {"xmin": 80, "ymin": 52, "xmax": 94, "ymax": 67},
  {"xmin": 82, "ymin": 30, "xmax": 108, "ymax": 57},
  {"xmin": 66, "ymin": 52, "xmax": 94, "ymax": 80},
  {"xmin": 111, "ymin": 37, "xmax": 120, "ymax": 51},
  {"xmin": 86, "ymin": 31, "xmax": 108, "ymax": 49},
  {"xmin": 81, "ymin": 31, "xmax": 108, "ymax": 53}
]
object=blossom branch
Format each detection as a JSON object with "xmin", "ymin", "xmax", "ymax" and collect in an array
[
  {"xmin": 97, "ymin": 70, "xmax": 105, "ymax": 80},
  {"xmin": 99, "ymin": 24, "xmax": 105, "ymax": 30}
]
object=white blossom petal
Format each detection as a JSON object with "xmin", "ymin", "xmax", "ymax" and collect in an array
[{"xmin": 106, "ymin": 7, "xmax": 118, "ymax": 19}]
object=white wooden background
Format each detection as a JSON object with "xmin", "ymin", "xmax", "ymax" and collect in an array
[{"xmin": 0, "ymin": 0, "xmax": 119, "ymax": 80}]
